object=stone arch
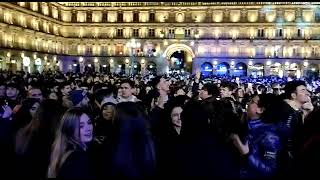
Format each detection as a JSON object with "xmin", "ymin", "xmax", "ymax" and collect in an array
[{"xmin": 162, "ymin": 43, "xmax": 195, "ymax": 59}]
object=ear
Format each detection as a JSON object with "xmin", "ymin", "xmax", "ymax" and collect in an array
[
  {"xmin": 256, "ymin": 107, "xmax": 265, "ymax": 115},
  {"xmin": 291, "ymin": 92, "xmax": 297, "ymax": 99}
]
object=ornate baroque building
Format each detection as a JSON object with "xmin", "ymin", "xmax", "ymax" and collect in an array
[{"xmin": 0, "ymin": 2, "xmax": 320, "ymax": 77}]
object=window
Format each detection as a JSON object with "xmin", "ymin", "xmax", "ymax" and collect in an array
[
  {"xmin": 133, "ymin": 12, "xmax": 139, "ymax": 22},
  {"xmin": 315, "ymin": 11, "xmax": 320, "ymax": 22},
  {"xmin": 133, "ymin": 29, "xmax": 139, "ymax": 38},
  {"xmin": 87, "ymin": 11, "xmax": 92, "ymax": 22},
  {"xmin": 149, "ymin": 12, "xmax": 155, "ymax": 22},
  {"xmin": 185, "ymin": 29, "xmax": 191, "ymax": 37},
  {"xmin": 71, "ymin": 11, "xmax": 77, "ymax": 22},
  {"xmin": 274, "ymin": 45, "xmax": 281, "ymax": 57},
  {"xmin": 256, "ymin": 46, "xmax": 264, "ymax": 56},
  {"xmin": 276, "ymin": 28, "xmax": 283, "ymax": 37},
  {"xmin": 312, "ymin": 47, "xmax": 317, "ymax": 57},
  {"xmin": 297, "ymin": 28, "xmax": 302, "ymax": 38},
  {"xmin": 169, "ymin": 29, "xmax": 175, "ymax": 38},
  {"xmin": 293, "ymin": 47, "xmax": 298, "ymax": 56},
  {"xmin": 115, "ymin": 44, "xmax": 124, "ymax": 55},
  {"xmin": 257, "ymin": 29, "xmax": 264, "ymax": 38},
  {"xmin": 102, "ymin": 12, "xmax": 108, "ymax": 22},
  {"xmin": 149, "ymin": 29, "xmax": 155, "ymax": 37},
  {"xmin": 117, "ymin": 29, "xmax": 123, "ymax": 37},
  {"xmin": 117, "ymin": 12, "xmax": 123, "ymax": 22}
]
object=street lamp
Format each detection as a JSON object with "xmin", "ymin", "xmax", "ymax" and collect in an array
[{"xmin": 126, "ymin": 38, "xmax": 141, "ymax": 75}]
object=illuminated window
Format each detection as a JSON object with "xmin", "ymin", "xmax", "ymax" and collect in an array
[
  {"xmin": 292, "ymin": 47, "xmax": 298, "ymax": 56},
  {"xmin": 115, "ymin": 44, "xmax": 124, "ymax": 55},
  {"xmin": 274, "ymin": 45, "xmax": 281, "ymax": 57}
]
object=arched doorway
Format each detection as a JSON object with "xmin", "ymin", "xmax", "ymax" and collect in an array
[
  {"xmin": 100, "ymin": 64, "xmax": 110, "ymax": 74},
  {"xmin": 132, "ymin": 61, "xmax": 141, "ymax": 75},
  {"xmin": 270, "ymin": 62, "xmax": 282, "ymax": 76},
  {"xmin": 72, "ymin": 60, "xmax": 80, "ymax": 73},
  {"xmin": 170, "ymin": 50, "xmax": 185, "ymax": 69},
  {"xmin": 163, "ymin": 43, "xmax": 195, "ymax": 73},
  {"xmin": 305, "ymin": 63, "xmax": 319, "ymax": 78},
  {"xmin": 201, "ymin": 62, "xmax": 213, "ymax": 77},
  {"xmin": 286, "ymin": 63, "xmax": 299, "ymax": 78},
  {"xmin": 216, "ymin": 62, "xmax": 230, "ymax": 76},
  {"xmin": 234, "ymin": 62, "xmax": 247, "ymax": 76},
  {"xmin": 250, "ymin": 63, "xmax": 264, "ymax": 77},
  {"xmin": 116, "ymin": 64, "xmax": 126, "ymax": 75},
  {"xmin": 147, "ymin": 61, "xmax": 157, "ymax": 75}
]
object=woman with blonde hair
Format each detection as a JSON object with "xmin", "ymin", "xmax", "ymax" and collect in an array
[{"xmin": 47, "ymin": 108, "xmax": 94, "ymax": 178}]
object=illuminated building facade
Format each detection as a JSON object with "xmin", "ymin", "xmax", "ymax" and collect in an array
[{"xmin": 0, "ymin": 2, "xmax": 320, "ymax": 77}]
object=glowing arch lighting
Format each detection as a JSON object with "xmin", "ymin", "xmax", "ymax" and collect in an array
[{"xmin": 163, "ymin": 43, "xmax": 195, "ymax": 59}]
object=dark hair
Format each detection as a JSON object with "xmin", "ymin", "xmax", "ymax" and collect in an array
[
  {"xmin": 111, "ymin": 102, "xmax": 156, "ymax": 178},
  {"xmin": 220, "ymin": 81, "xmax": 236, "ymax": 91},
  {"xmin": 283, "ymin": 80, "xmax": 307, "ymax": 100},
  {"xmin": 6, "ymin": 82, "xmax": 18, "ymax": 89},
  {"xmin": 258, "ymin": 94, "xmax": 286, "ymax": 124},
  {"xmin": 58, "ymin": 81, "xmax": 70, "ymax": 90},
  {"xmin": 16, "ymin": 99, "xmax": 64, "ymax": 155},
  {"xmin": 202, "ymin": 83, "xmax": 220, "ymax": 98},
  {"xmin": 100, "ymin": 102, "xmax": 116, "ymax": 120},
  {"xmin": 257, "ymin": 84, "xmax": 267, "ymax": 94},
  {"xmin": 12, "ymin": 98, "xmax": 40, "ymax": 132},
  {"xmin": 120, "ymin": 79, "xmax": 135, "ymax": 88},
  {"xmin": 164, "ymin": 95, "xmax": 189, "ymax": 126},
  {"xmin": 208, "ymin": 99, "xmax": 243, "ymax": 142},
  {"xmin": 180, "ymin": 100, "xmax": 211, "ymax": 138}
]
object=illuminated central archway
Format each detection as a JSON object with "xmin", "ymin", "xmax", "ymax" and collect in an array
[
  {"xmin": 162, "ymin": 44, "xmax": 195, "ymax": 73},
  {"xmin": 162, "ymin": 43, "xmax": 195, "ymax": 59}
]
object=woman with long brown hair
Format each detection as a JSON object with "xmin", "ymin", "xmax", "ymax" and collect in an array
[
  {"xmin": 47, "ymin": 108, "xmax": 94, "ymax": 178},
  {"xmin": 15, "ymin": 99, "xmax": 63, "ymax": 178}
]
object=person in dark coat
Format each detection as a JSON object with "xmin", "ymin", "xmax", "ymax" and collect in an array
[
  {"xmin": 15, "ymin": 99, "xmax": 63, "ymax": 179},
  {"xmin": 94, "ymin": 102, "xmax": 116, "ymax": 142},
  {"xmin": 174, "ymin": 100, "xmax": 239, "ymax": 179},
  {"xmin": 297, "ymin": 107, "xmax": 320, "ymax": 178},
  {"xmin": 12, "ymin": 98, "xmax": 40, "ymax": 132},
  {"xmin": 104, "ymin": 102, "xmax": 156, "ymax": 179},
  {"xmin": 274, "ymin": 80, "xmax": 311, "ymax": 177},
  {"xmin": 0, "ymin": 104, "xmax": 14, "ymax": 177},
  {"xmin": 156, "ymin": 95, "xmax": 189, "ymax": 177}
]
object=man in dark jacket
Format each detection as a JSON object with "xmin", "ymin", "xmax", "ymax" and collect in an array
[
  {"xmin": 199, "ymin": 83, "xmax": 219, "ymax": 102},
  {"xmin": 276, "ymin": 80, "xmax": 311, "ymax": 177},
  {"xmin": 0, "ymin": 107, "xmax": 14, "ymax": 177}
]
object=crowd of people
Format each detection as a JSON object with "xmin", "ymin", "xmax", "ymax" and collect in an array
[{"xmin": 0, "ymin": 69, "xmax": 320, "ymax": 179}]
